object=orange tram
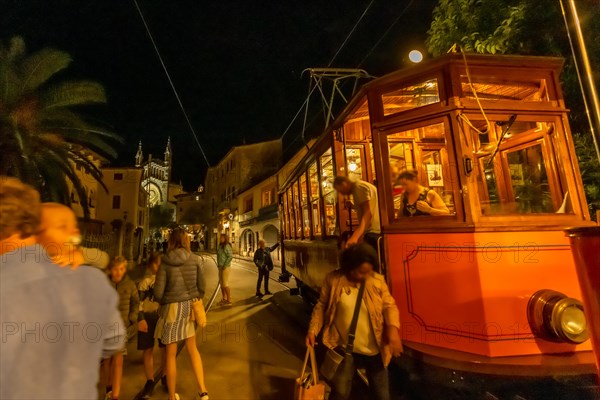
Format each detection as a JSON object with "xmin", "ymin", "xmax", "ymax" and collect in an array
[{"xmin": 278, "ymin": 54, "xmax": 599, "ymax": 399}]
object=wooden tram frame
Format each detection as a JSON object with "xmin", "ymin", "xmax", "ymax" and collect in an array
[{"xmin": 280, "ymin": 53, "xmax": 598, "ymax": 397}]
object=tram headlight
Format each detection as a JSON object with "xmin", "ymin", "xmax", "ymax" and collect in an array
[{"xmin": 527, "ymin": 289, "xmax": 589, "ymax": 344}]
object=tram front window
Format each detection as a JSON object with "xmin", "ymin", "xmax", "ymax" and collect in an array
[
  {"xmin": 471, "ymin": 119, "xmax": 570, "ymax": 215},
  {"xmin": 387, "ymin": 122, "xmax": 456, "ymax": 220}
]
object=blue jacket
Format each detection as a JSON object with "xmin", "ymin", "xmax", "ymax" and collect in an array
[
  {"xmin": 217, "ymin": 244, "xmax": 233, "ymax": 269},
  {"xmin": 0, "ymin": 245, "xmax": 126, "ymax": 400}
]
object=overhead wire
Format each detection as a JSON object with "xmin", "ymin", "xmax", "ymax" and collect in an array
[
  {"xmin": 132, "ymin": 0, "xmax": 210, "ymax": 167},
  {"xmin": 279, "ymin": 0, "xmax": 376, "ymax": 141},
  {"xmin": 357, "ymin": 0, "xmax": 415, "ymax": 68},
  {"xmin": 327, "ymin": 0, "xmax": 375, "ymax": 67}
]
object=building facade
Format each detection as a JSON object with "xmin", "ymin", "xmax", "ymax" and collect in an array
[
  {"xmin": 236, "ymin": 175, "xmax": 280, "ymax": 263},
  {"xmin": 137, "ymin": 138, "xmax": 173, "ymax": 208},
  {"xmin": 204, "ymin": 139, "xmax": 282, "ymax": 251}
]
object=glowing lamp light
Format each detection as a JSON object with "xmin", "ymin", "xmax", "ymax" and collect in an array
[
  {"xmin": 408, "ymin": 50, "xmax": 424, "ymax": 64},
  {"xmin": 349, "ymin": 162, "xmax": 358, "ymax": 172}
]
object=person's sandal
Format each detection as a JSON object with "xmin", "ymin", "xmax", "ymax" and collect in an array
[{"xmin": 198, "ymin": 392, "xmax": 209, "ymax": 400}]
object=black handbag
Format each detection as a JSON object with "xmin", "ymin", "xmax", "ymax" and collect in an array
[{"xmin": 321, "ymin": 281, "xmax": 365, "ymax": 397}]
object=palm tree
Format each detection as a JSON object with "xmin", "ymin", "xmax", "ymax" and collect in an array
[{"xmin": 0, "ymin": 36, "xmax": 122, "ymax": 217}]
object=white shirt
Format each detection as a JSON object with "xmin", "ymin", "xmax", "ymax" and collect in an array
[
  {"xmin": 351, "ymin": 180, "xmax": 381, "ymax": 234},
  {"xmin": 334, "ymin": 285, "xmax": 379, "ymax": 356}
]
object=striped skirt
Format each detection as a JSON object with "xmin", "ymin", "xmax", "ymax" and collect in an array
[{"xmin": 154, "ymin": 300, "xmax": 196, "ymax": 345}]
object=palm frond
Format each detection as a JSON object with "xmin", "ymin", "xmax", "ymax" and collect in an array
[
  {"xmin": 0, "ymin": 63, "xmax": 22, "ymax": 104},
  {"xmin": 42, "ymin": 81, "xmax": 107, "ymax": 109},
  {"xmin": 0, "ymin": 37, "xmax": 26, "ymax": 62},
  {"xmin": 41, "ymin": 147, "xmax": 91, "ymax": 219},
  {"xmin": 39, "ymin": 108, "xmax": 123, "ymax": 142},
  {"xmin": 20, "ymin": 48, "xmax": 72, "ymax": 95}
]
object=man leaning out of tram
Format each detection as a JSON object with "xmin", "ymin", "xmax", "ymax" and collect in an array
[{"xmin": 305, "ymin": 243, "xmax": 402, "ymax": 400}]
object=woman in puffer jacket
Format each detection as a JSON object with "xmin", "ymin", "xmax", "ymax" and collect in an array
[{"xmin": 154, "ymin": 229, "xmax": 208, "ymax": 400}]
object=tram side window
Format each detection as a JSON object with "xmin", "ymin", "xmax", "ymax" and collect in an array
[
  {"xmin": 472, "ymin": 120, "xmax": 569, "ymax": 215},
  {"xmin": 320, "ymin": 149, "xmax": 337, "ymax": 236},
  {"xmin": 299, "ymin": 174, "xmax": 311, "ymax": 238},
  {"xmin": 346, "ymin": 147, "xmax": 364, "ymax": 181},
  {"xmin": 282, "ymin": 191, "xmax": 290, "ymax": 239},
  {"xmin": 287, "ymin": 188, "xmax": 296, "ymax": 238},
  {"xmin": 387, "ymin": 122, "xmax": 456, "ymax": 220},
  {"xmin": 309, "ymin": 162, "xmax": 322, "ymax": 237},
  {"xmin": 292, "ymin": 183, "xmax": 302, "ymax": 237}
]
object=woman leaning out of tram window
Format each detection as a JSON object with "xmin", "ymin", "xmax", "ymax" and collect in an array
[
  {"xmin": 153, "ymin": 229, "xmax": 209, "ymax": 400},
  {"xmin": 305, "ymin": 243, "xmax": 402, "ymax": 400},
  {"xmin": 397, "ymin": 170, "xmax": 449, "ymax": 217}
]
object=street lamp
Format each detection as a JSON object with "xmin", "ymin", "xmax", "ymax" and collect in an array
[{"xmin": 408, "ymin": 50, "xmax": 424, "ymax": 64}]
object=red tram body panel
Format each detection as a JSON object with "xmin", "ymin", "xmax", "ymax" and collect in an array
[{"xmin": 387, "ymin": 231, "xmax": 591, "ymax": 357}]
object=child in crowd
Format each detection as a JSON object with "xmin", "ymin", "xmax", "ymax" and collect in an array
[
  {"xmin": 103, "ymin": 256, "xmax": 139, "ymax": 400},
  {"xmin": 38, "ymin": 202, "xmax": 110, "ymax": 269},
  {"xmin": 137, "ymin": 252, "xmax": 167, "ymax": 398}
]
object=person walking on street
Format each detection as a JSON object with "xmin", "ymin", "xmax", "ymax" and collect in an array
[
  {"xmin": 102, "ymin": 256, "xmax": 140, "ymax": 400},
  {"xmin": 305, "ymin": 243, "xmax": 402, "ymax": 400},
  {"xmin": 154, "ymin": 229, "xmax": 209, "ymax": 400},
  {"xmin": 217, "ymin": 233, "xmax": 234, "ymax": 305},
  {"xmin": 333, "ymin": 176, "xmax": 381, "ymax": 252},
  {"xmin": 137, "ymin": 252, "xmax": 167, "ymax": 398},
  {"xmin": 253, "ymin": 239, "xmax": 279, "ymax": 297},
  {"xmin": 0, "ymin": 177, "xmax": 125, "ymax": 400}
]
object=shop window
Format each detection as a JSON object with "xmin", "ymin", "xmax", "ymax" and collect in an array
[
  {"xmin": 387, "ymin": 122, "xmax": 455, "ymax": 220},
  {"xmin": 382, "ymin": 78, "xmax": 439, "ymax": 116},
  {"xmin": 309, "ymin": 162, "xmax": 322, "ymax": 236},
  {"xmin": 320, "ymin": 149, "xmax": 337, "ymax": 236}
]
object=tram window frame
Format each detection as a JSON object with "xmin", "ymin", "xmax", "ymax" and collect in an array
[
  {"xmin": 468, "ymin": 115, "xmax": 571, "ymax": 217},
  {"xmin": 380, "ymin": 117, "xmax": 462, "ymax": 227},
  {"xmin": 319, "ymin": 148, "xmax": 338, "ymax": 238},
  {"xmin": 286, "ymin": 188, "xmax": 296, "ymax": 239},
  {"xmin": 299, "ymin": 173, "xmax": 311, "ymax": 238},
  {"xmin": 381, "ymin": 77, "xmax": 442, "ymax": 117},
  {"xmin": 308, "ymin": 162, "xmax": 322, "ymax": 238},
  {"xmin": 292, "ymin": 182, "xmax": 302, "ymax": 238},
  {"xmin": 282, "ymin": 191, "xmax": 290, "ymax": 239}
]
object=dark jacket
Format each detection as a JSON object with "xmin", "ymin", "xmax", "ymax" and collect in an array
[
  {"xmin": 154, "ymin": 248, "xmax": 206, "ymax": 304},
  {"xmin": 110, "ymin": 274, "xmax": 139, "ymax": 329},
  {"xmin": 253, "ymin": 243, "xmax": 279, "ymax": 270}
]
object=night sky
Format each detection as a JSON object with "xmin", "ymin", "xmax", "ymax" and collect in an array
[{"xmin": 1, "ymin": 0, "xmax": 437, "ymax": 190}]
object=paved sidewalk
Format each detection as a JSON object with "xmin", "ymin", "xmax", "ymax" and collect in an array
[{"xmin": 115, "ymin": 256, "xmax": 312, "ymax": 400}]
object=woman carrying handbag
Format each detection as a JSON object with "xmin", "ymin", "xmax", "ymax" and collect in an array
[
  {"xmin": 305, "ymin": 244, "xmax": 402, "ymax": 400},
  {"xmin": 294, "ymin": 346, "xmax": 326, "ymax": 400},
  {"xmin": 154, "ymin": 229, "xmax": 209, "ymax": 400}
]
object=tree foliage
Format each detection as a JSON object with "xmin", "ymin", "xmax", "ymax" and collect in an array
[
  {"xmin": 426, "ymin": 0, "xmax": 600, "ymax": 216},
  {"xmin": 0, "ymin": 36, "xmax": 123, "ymax": 217},
  {"xmin": 149, "ymin": 205, "xmax": 175, "ymax": 229},
  {"xmin": 426, "ymin": 0, "xmax": 526, "ymax": 56}
]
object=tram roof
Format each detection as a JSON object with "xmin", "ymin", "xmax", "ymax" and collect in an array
[{"xmin": 279, "ymin": 53, "xmax": 564, "ymax": 192}]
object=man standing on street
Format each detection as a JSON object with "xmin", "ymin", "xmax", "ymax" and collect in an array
[
  {"xmin": 253, "ymin": 239, "xmax": 279, "ymax": 297},
  {"xmin": 0, "ymin": 176, "xmax": 126, "ymax": 400},
  {"xmin": 333, "ymin": 176, "xmax": 381, "ymax": 253}
]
